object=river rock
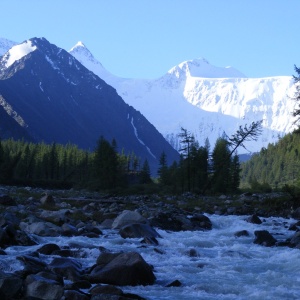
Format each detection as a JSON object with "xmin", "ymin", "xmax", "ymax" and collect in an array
[
  {"xmin": 87, "ymin": 251, "xmax": 156, "ymax": 286},
  {"xmin": 90, "ymin": 284, "xmax": 123, "ymax": 296},
  {"xmin": 61, "ymin": 223, "xmax": 79, "ymax": 236},
  {"xmin": 40, "ymin": 193, "xmax": 55, "ymax": 206},
  {"xmin": 49, "ymin": 257, "xmax": 83, "ymax": 281},
  {"xmin": 234, "ymin": 230, "xmax": 249, "ymax": 237},
  {"xmin": 0, "ymin": 272, "xmax": 23, "ymax": 299},
  {"xmin": 0, "ymin": 224, "xmax": 37, "ymax": 248},
  {"xmin": 25, "ymin": 273, "xmax": 64, "ymax": 300},
  {"xmin": 119, "ymin": 223, "xmax": 162, "ymax": 239},
  {"xmin": 288, "ymin": 231, "xmax": 300, "ymax": 248},
  {"xmin": 37, "ymin": 243, "xmax": 61, "ymax": 255},
  {"xmin": 16, "ymin": 254, "xmax": 48, "ymax": 276},
  {"xmin": 246, "ymin": 214, "xmax": 262, "ymax": 224},
  {"xmin": 149, "ymin": 212, "xmax": 183, "ymax": 231},
  {"xmin": 64, "ymin": 290, "xmax": 90, "ymax": 300},
  {"xmin": 39, "ymin": 209, "xmax": 72, "ymax": 224},
  {"xmin": 112, "ymin": 210, "xmax": 148, "ymax": 229},
  {"xmin": 0, "ymin": 194, "xmax": 17, "ymax": 206},
  {"xmin": 190, "ymin": 213, "xmax": 212, "ymax": 230},
  {"xmin": 254, "ymin": 230, "xmax": 277, "ymax": 247},
  {"xmin": 20, "ymin": 221, "xmax": 61, "ymax": 236}
]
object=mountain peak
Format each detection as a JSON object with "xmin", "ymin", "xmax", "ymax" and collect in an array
[
  {"xmin": 168, "ymin": 58, "xmax": 246, "ymax": 79},
  {"xmin": 0, "ymin": 38, "xmax": 17, "ymax": 56},
  {"xmin": 1, "ymin": 39, "xmax": 37, "ymax": 69}
]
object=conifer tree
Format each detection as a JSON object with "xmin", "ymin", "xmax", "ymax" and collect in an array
[
  {"xmin": 93, "ymin": 136, "xmax": 118, "ymax": 189},
  {"xmin": 140, "ymin": 159, "xmax": 152, "ymax": 184}
]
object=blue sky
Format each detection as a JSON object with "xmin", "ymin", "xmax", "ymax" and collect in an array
[{"xmin": 1, "ymin": 0, "xmax": 299, "ymax": 79}]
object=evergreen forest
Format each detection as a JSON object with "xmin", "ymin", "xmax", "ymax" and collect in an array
[
  {"xmin": 0, "ymin": 131, "xmax": 241, "ymax": 195},
  {"xmin": 240, "ymin": 131, "xmax": 300, "ymax": 193}
]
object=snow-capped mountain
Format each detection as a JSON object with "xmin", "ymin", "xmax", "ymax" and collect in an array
[
  {"xmin": 0, "ymin": 38, "xmax": 17, "ymax": 56},
  {"xmin": 70, "ymin": 43, "xmax": 297, "ymax": 153},
  {"xmin": 0, "ymin": 37, "xmax": 179, "ymax": 172}
]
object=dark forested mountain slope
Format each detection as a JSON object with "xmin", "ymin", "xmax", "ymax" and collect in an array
[{"xmin": 0, "ymin": 37, "xmax": 179, "ymax": 172}]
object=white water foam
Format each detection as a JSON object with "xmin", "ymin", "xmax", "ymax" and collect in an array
[{"xmin": 1, "ymin": 214, "xmax": 299, "ymax": 299}]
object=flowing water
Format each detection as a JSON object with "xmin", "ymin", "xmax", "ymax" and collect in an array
[{"xmin": 1, "ymin": 214, "xmax": 300, "ymax": 299}]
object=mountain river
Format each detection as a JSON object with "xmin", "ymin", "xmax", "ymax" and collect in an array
[{"xmin": 1, "ymin": 214, "xmax": 299, "ymax": 299}]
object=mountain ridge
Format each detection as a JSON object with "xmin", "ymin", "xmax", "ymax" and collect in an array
[
  {"xmin": 70, "ymin": 42, "xmax": 297, "ymax": 153},
  {"xmin": 0, "ymin": 37, "xmax": 179, "ymax": 173}
]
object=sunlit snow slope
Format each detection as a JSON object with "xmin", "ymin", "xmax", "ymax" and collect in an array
[{"xmin": 70, "ymin": 42, "xmax": 297, "ymax": 153}]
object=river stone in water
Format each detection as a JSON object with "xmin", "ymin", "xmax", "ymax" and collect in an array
[
  {"xmin": 119, "ymin": 223, "xmax": 162, "ymax": 239},
  {"xmin": 112, "ymin": 210, "xmax": 148, "ymax": 229},
  {"xmin": 25, "ymin": 273, "xmax": 64, "ymax": 300},
  {"xmin": 254, "ymin": 230, "xmax": 277, "ymax": 247},
  {"xmin": 88, "ymin": 251, "xmax": 156, "ymax": 286},
  {"xmin": 49, "ymin": 257, "xmax": 83, "ymax": 282}
]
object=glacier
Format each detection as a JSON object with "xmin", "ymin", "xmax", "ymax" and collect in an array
[{"xmin": 69, "ymin": 42, "xmax": 298, "ymax": 154}]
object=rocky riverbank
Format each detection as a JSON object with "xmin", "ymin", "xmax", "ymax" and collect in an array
[{"xmin": 0, "ymin": 185, "xmax": 300, "ymax": 299}]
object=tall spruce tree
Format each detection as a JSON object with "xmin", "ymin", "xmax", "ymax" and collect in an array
[{"xmin": 93, "ymin": 137, "xmax": 118, "ymax": 189}]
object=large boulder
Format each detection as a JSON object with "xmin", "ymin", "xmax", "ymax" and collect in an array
[
  {"xmin": 0, "ymin": 272, "xmax": 23, "ymax": 299},
  {"xmin": 119, "ymin": 223, "xmax": 162, "ymax": 239},
  {"xmin": 49, "ymin": 257, "xmax": 83, "ymax": 282},
  {"xmin": 246, "ymin": 214, "xmax": 262, "ymax": 224},
  {"xmin": 87, "ymin": 252, "xmax": 156, "ymax": 286},
  {"xmin": 0, "ymin": 224, "xmax": 37, "ymax": 248},
  {"xmin": 0, "ymin": 194, "xmax": 17, "ymax": 206},
  {"xmin": 112, "ymin": 210, "xmax": 147, "ymax": 229},
  {"xmin": 16, "ymin": 254, "xmax": 48, "ymax": 275},
  {"xmin": 288, "ymin": 231, "xmax": 300, "ymax": 248},
  {"xmin": 254, "ymin": 230, "xmax": 277, "ymax": 247},
  {"xmin": 149, "ymin": 212, "xmax": 183, "ymax": 231},
  {"xmin": 20, "ymin": 221, "xmax": 61, "ymax": 236},
  {"xmin": 190, "ymin": 214, "xmax": 213, "ymax": 230},
  {"xmin": 25, "ymin": 273, "xmax": 64, "ymax": 300}
]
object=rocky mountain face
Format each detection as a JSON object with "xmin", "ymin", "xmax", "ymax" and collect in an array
[
  {"xmin": 0, "ymin": 37, "xmax": 179, "ymax": 172},
  {"xmin": 70, "ymin": 43, "xmax": 297, "ymax": 154}
]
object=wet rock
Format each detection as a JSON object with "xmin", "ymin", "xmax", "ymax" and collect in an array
[
  {"xmin": 61, "ymin": 223, "xmax": 79, "ymax": 236},
  {"xmin": 289, "ymin": 221, "xmax": 300, "ymax": 231},
  {"xmin": 141, "ymin": 236, "xmax": 159, "ymax": 246},
  {"xmin": 25, "ymin": 273, "xmax": 64, "ymax": 300},
  {"xmin": 112, "ymin": 210, "xmax": 148, "ymax": 229},
  {"xmin": 64, "ymin": 289, "xmax": 90, "ymax": 300},
  {"xmin": 21, "ymin": 221, "xmax": 61, "ymax": 236},
  {"xmin": 149, "ymin": 212, "xmax": 183, "ymax": 231},
  {"xmin": 0, "ymin": 272, "xmax": 23, "ymax": 299},
  {"xmin": 119, "ymin": 223, "xmax": 161, "ymax": 239},
  {"xmin": 96, "ymin": 252, "xmax": 122, "ymax": 267},
  {"xmin": 90, "ymin": 284, "xmax": 123, "ymax": 296},
  {"xmin": 87, "ymin": 252, "xmax": 156, "ymax": 286},
  {"xmin": 288, "ymin": 231, "xmax": 300, "ymax": 248},
  {"xmin": 37, "ymin": 243, "xmax": 61, "ymax": 255},
  {"xmin": 246, "ymin": 214, "xmax": 262, "ymax": 224},
  {"xmin": 254, "ymin": 230, "xmax": 277, "ymax": 247},
  {"xmin": 234, "ymin": 230, "xmax": 250, "ymax": 237},
  {"xmin": 39, "ymin": 209, "xmax": 72, "ymax": 224},
  {"xmin": 16, "ymin": 254, "xmax": 48, "ymax": 275},
  {"xmin": 40, "ymin": 193, "xmax": 55, "ymax": 206},
  {"xmin": 0, "ymin": 194, "xmax": 17, "ymax": 206},
  {"xmin": 190, "ymin": 214, "xmax": 212, "ymax": 230},
  {"xmin": 0, "ymin": 224, "xmax": 37, "ymax": 248},
  {"xmin": 166, "ymin": 279, "xmax": 182, "ymax": 287},
  {"xmin": 49, "ymin": 257, "xmax": 83, "ymax": 282}
]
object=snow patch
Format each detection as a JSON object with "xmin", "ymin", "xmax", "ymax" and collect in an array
[
  {"xmin": 39, "ymin": 82, "xmax": 44, "ymax": 92},
  {"xmin": 4, "ymin": 40, "xmax": 37, "ymax": 68},
  {"xmin": 130, "ymin": 117, "xmax": 156, "ymax": 159}
]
